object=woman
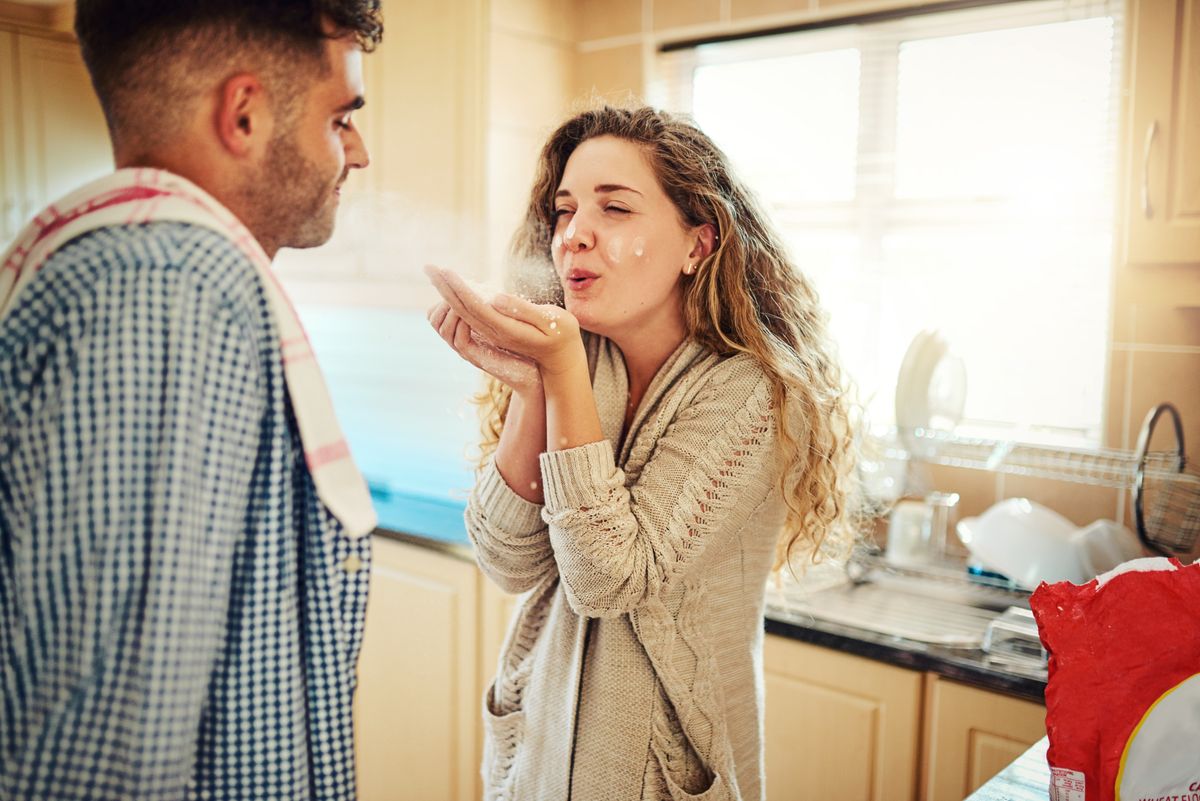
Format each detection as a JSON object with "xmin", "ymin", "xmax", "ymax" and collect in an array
[{"xmin": 425, "ymin": 105, "xmax": 855, "ymax": 801}]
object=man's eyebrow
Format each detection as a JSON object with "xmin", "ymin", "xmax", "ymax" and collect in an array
[{"xmin": 336, "ymin": 96, "xmax": 366, "ymax": 113}]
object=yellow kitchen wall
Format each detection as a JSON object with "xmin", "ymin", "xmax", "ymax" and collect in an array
[
  {"xmin": 0, "ymin": 1, "xmax": 71, "ymax": 31},
  {"xmin": 486, "ymin": 0, "xmax": 576, "ymax": 281},
  {"xmin": 4, "ymin": 0, "xmax": 1197, "ymax": 530},
  {"xmin": 275, "ymin": 0, "xmax": 579, "ymax": 301},
  {"xmin": 273, "ymin": 0, "xmax": 490, "ymax": 308},
  {"xmin": 570, "ymin": 0, "xmax": 1200, "ymax": 529}
]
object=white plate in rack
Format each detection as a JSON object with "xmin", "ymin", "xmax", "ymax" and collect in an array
[{"xmin": 895, "ymin": 329, "xmax": 966, "ymax": 455}]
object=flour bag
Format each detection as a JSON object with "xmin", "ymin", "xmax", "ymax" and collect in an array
[{"xmin": 1031, "ymin": 557, "xmax": 1200, "ymax": 801}]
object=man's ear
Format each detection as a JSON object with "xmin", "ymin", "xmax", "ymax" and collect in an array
[{"xmin": 214, "ymin": 74, "xmax": 272, "ymax": 158}]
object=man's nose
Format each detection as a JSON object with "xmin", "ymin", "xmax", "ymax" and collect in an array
[{"xmin": 345, "ymin": 124, "xmax": 369, "ymax": 170}]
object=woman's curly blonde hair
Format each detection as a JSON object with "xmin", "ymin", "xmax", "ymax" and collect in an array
[{"xmin": 476, "ymin": 104, "xmax": 858, "ymax": 570}]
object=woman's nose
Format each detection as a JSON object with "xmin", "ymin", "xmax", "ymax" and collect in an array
[{"xmin": 563, "ymin": 213, "xmax": 594, "ymax": 251}]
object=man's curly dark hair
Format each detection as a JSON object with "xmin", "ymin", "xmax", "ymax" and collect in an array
[{"xmin": 74, "ymin": 0, "xmax": 384, "ymax": 153}]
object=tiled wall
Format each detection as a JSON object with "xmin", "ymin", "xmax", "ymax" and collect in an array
[
  {"xmin": 486, "ymin": 0, "xmax": 577, "ymax": 281},
  {"xmin": 569, "ymin": 0, "xmax": 1200, "ymax": 529}
]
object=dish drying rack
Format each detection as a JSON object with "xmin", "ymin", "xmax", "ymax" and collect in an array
[
  {"xmin": 871, "ymin": 426, "xmax": 1182, "ymax": 489},
  {"xmin": 866, "ymin": 404, "xmax": 1200, "ymax": 570},
  {"xmin": 846, "ymin": 545, "xmax": 1030, "ymax": 597}
]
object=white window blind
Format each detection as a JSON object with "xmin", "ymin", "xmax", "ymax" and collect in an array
[{"xmin": 654, "ymin": 0, "xmax": 1123, "ymax": 445}]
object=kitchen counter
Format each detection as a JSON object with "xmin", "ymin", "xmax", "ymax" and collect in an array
[
  {"xmin": 764, "ymin": 610, "xmax": 1044, "ymax": 702},
  {"xmin": 375, "ymin": 526, "xmax": 1047, "ymax": 703},
  {"xmin": 964, "ymin": 737, "xmax": 1050, "ymax": 801}
]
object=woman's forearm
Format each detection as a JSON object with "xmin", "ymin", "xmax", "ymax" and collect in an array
[
  {"xmin": 542, "ymin": 340, "xmax": 605, "ymax": 453},
  {"xmin": 494, "ymin": 389, "xmax": 549, "ymax": 503}
]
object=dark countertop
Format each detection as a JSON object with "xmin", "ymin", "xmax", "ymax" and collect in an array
[
  {"xmin": 965, "ymin": 738, "xmax": 1050, "ymax": 801},
  {"xmin": 765, "ymin": 607, "xmax": 1046, "ymax": 702},
  {"xmin": 374, "ymin": 527, "xmax": 1047, "ymax": 704}
]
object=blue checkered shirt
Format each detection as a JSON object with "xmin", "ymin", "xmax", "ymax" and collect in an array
[{"xmin": 0, "ymin": 222, "xmax": 371, "ymax": 800}]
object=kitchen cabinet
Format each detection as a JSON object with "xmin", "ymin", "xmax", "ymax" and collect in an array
[
  {"xmin": 0, "ymin": 26, "xmax": 111, "ymax": 250},
  {"xmin": 1121, "ymin": 0, "xmax": 1200, "ymax": 265},
  {"xmin": 919, "ymin": 676, "xmax": 1046, "ymax": 801},
  {"xmin": 763, "ymin": 635, "xmax": 925, "ymax": 801},
  {"xmin": 478, "ymin": 573, "xmax": 522, "ymax": 694},
  {"xmin": 476, "ymin": 570, "xmax": 521, "ymax": 797},
  {"xmin": 0, "ymin": 29, "xmax": 19, "ymax": 246},
  {"xmin": 16, "ymin": 34, "xmax": 112, "ymax": 218},
  {"xmin": 354, "ymin": 538, "xmax": 481, "ymax": 801},
  {"xmin": 355, "ymin": 542, "xmax": 1045, "ymax": 801}
]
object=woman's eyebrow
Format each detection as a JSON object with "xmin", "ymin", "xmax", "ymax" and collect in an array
[
  {"xmin": 595, "ymin": 184, "xmax": 642, "ymax": 196},
  {"xmin": 554, "ymin": 184, "xmax": 643, "ymax": 199}
]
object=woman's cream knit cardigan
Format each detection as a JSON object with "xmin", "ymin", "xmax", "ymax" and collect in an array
[{"xmin": 467, "ymin": 335, "xmax": 787, "ymax": 801}]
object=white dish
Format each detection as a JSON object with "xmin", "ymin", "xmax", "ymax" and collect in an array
[
  {"xmin": 1072, "ymin": 519, "xmax": 1145, "ymax": 577},
  {"xmin": 895, "ymin": 329, "xmax": 966, "ymax": 455},
  {"xmin": 895, "ymin": 329, "xmax": 937, "ymax": 431},
  {"xmin": 957, "ymin": 498, "xmax": 1086, "ymax": 589}
]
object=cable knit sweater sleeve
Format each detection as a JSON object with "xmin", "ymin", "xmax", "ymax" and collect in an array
[
  {"xmin": 465, "ymin": 459, "xmax": 556, "ymax": 594},
  {"xmin": 538, "ymin": 359, "xmax": 777, "ymax": 618}
]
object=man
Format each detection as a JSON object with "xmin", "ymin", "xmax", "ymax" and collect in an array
[{"xmin": 0, "ymin": 3, "xmax": 383, "ymax": 799}]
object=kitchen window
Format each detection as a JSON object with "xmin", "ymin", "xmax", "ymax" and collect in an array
[{"xmin": 653, "ymin": 0, "xmax": 1124, "ymax": 446}]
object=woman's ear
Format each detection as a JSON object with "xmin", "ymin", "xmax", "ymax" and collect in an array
[{"xmin": 688, "ymin": 223, "xmax": 717, "ymax": 262}]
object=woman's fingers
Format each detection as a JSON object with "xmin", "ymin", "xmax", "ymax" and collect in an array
[
  {"xmin": 427, "ymin": 301, "xmax": 449, "ymax": 328},
  {"xmin": 489, "ymin": 290, "xmax": 549, "ymax": 329},
  {"xmin": 424, "ymin": 266, "xmax": 496, "ymax": 336},
  {"xmin": 428, "ymin": 266, "xmax": 546, "ymax": 341},
  {"xmin": 465, "ymin": 338, "xmax": 541, "ymax": 392},
  {"xmin": 437, "ymin": 305, "xmax": 460, "ymax": 344},
  {"xmin": 428, "ymin": 292, "xmax": 542, "ymax": 391},
  {"xmin": 453, "ymin": 314, "xmax": 473, "ymax": 351}
]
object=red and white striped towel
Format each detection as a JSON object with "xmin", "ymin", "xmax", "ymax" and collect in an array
[{"xmin": 0, "ymin": 167, "xmax": 376, "ymax": 538}]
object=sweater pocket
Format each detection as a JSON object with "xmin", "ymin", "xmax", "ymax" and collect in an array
[
  {"xmin": 643, "ymin": 682, "xmax": 734, "ymax": 801},
  {"xmin": 647, "ymin": 735, "xmax": 731, "ymax": 801},
  {"xmin": 482, "ymin": 681, "xmax": 526, "ymax": 801}
]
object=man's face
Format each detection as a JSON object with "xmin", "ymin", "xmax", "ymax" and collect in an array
[{"xmin": 258, "ymin": 35, "xmax": 368, "ymax": 252}]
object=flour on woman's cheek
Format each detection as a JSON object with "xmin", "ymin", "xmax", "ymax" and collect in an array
[{"xmin": 606, "ymin": 236, "xmax": 624, "ymax": 264}]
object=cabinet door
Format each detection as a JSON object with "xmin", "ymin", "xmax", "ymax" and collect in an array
[
  {"xmin": 16, "ymin": 33, "xmax": 112, "ymax": 217},
  {"xmin": 478, "ymin": 574, "xmax": 522, "ymax": 694},
  {"xmin": 1122, "ymin": 0, "xmax": 1200, "ymax": 264},
  {"xmin": 764, "ymin": 635, "xmax": 924, "ymax": 801},
  {"xmin": 354, "ymin": 539, "xmax": 480, "ymax": 801},
  {"xmin": 476, "ymin": 575, "xmax": 522, "ymax": 801},
  {"xmin": 0, "ymin": 30, "xmax": 19, "ymax": 246},
  {"xmin": 919, "ymin": 676, "xmax": 1045, "ymax": 801}
]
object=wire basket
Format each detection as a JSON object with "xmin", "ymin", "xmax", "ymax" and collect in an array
[{"xmin": 1133, "ymin": 403, "xmax": 1200, "ymax": 558}]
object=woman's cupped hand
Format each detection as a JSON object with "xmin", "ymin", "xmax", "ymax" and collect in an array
[{"xmin": 424, "ymin": 265, "xmax": 582, "ymax": 392}]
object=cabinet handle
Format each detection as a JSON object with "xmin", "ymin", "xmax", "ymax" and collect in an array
[{"xmin": 1141, "ymin": 120, "xmax": 1157, "ymax": 219}]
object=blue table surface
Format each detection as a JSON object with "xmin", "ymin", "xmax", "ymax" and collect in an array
[{"xmin": 300, "ymin": 305, "xmax": 480, "ymax": 545}]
